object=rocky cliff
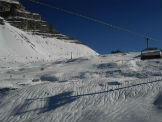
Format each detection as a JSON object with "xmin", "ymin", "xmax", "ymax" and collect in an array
[{"xmin": 0, "ymin": 0, "xmax": 80, "ymax": 41}]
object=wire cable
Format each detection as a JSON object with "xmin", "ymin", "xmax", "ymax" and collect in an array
[{"xmin": 25, "ymin": 0, "xmax": 161, "ymax": 42}]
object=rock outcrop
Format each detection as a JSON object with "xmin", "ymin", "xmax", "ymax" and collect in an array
[
  {"xmin": 0, "ymin": 0, "xmax": 59, "ymax": 36},
  {"xmin": 0, "ymin": 0, "xmax": 81, "ymax": 41}
]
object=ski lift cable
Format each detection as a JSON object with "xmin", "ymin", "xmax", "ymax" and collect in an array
[{"xmin": 26, "ymin": 0, "xmax": 161, "ymax": 42}]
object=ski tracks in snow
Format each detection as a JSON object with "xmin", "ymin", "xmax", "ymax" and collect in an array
[{"xmin": 0, "ymin": 54, "xmax": 162, "ymax": 122}]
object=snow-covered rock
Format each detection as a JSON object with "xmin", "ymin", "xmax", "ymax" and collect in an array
[{"xmin": 0, "ymin": 0, "xmax": 19, "ymax": 4}]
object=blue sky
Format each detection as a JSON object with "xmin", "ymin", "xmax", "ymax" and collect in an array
[{"xmin": 20, "ymin": 0, "xmax": 162, "ymax": 54}]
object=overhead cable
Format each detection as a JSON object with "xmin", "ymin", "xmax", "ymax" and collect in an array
[{"xmin": 26, "ymin": 0, "xmax": 161, "ymax": 42}]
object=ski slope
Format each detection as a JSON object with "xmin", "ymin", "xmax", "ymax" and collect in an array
[
  {"xmin": 0, "ymin": 19, "xmax": 97, "ymax": 62},
  {"xmin": 0, "ymin": 53, "xmax": 162, "ymax": 122}
]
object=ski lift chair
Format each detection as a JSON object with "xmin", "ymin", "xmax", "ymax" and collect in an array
[{"xmin": 141, "ymin": 48, "xmax": 162, "ymax": 60}]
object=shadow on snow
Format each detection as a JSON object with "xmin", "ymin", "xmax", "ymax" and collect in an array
[
  {"xmin": 42, "ymin": 91, "xmax": 79, "ymax": 112},
  {"xmin": 14, "ymin": 78, "xmax": 162, "ymax": 115},
  {"xmin": 14, "ymin": 91, "xmax": 79, "ymax": 115},
  {"xmin": 75, "ymin": 78, "xmax": 162, "ymax": 97}
]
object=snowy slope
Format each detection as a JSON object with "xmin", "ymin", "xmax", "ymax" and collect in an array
[
  {"xmin": 0, "ymin": 53, "xmax": 162, "ymax": 122},
  {"xmin": 0, "ymin": 20, "xmax": 97, "ymax": 62}
]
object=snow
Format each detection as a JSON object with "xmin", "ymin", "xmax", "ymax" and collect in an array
[
  {"xmin": 0, "ymin": 21, "xmax": 97, "ymax": 62},
  {"xmin": 0, "ymin": 0, "xmax": 19, "ymax": 4},
  {"xmin": 0, "ymin": 52, "xmax": 162, "ymax": 122},
  {"xmin": 16, "ymin": 9, "xmax": 31, "ymax": 14},
  {"xmin": 7, "ymin": 16, "xmax": 42, "ymax": 21}
]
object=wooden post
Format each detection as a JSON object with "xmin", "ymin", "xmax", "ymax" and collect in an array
[
  {"xmin": 146, "ymin": 37, "xmax": 150, "ymax": 49},
  {"xmin": 71, "ymin": 52, "xmax": 72, "ymax": 59}
]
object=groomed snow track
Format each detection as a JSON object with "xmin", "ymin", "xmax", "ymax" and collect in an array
[{"xmin": 0, "ymin": 53, "xmax": 162, "ymax": 122}]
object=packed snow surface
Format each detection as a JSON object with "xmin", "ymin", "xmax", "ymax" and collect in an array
[{"xmin": 0, "ymin": 52, "xmax": 162, "ymax": 122}]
